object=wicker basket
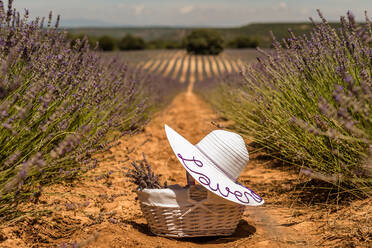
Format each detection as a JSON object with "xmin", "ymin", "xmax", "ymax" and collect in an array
[{"xmin": 137, "ymin": 184, "xmax": 245, "ymax": 237}]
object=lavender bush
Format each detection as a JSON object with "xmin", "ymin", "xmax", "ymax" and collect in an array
[
  {"xmin": 0, "ymin": 0, "xmax": 183, "ymax": 219},
  {"xmin": 196, "ymin": 11, "xmax": 371, "ymax": 192}
]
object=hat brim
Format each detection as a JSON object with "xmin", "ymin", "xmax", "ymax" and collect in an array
[{"xmin": 165, "ymin": 124, "xmax": 264, "ymax": 206}]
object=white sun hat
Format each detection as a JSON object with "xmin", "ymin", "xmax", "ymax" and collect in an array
[{"xmin": 164, "ymin": 124, "xmax": 264, "ymax": 206}]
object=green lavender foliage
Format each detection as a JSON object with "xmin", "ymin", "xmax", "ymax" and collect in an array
[
  {"xmin": 196, "ymin": 11, "xmax": 372, "ymax": 193},
  {"xmin": 0, "ymin": 0, "xmax": 183, "ymax": 219}
]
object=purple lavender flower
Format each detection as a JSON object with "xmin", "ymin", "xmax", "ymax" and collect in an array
[
  {"xmin": 194, "ymin": 10, "xmax": 372, "ymax": 189},
  {"xmin": 0, "ymin": 0, "xmax": 183, "ymax": 211},
  {"xmin": 344, "ymin": 75, "xmax": 354, "ymax": 84}
]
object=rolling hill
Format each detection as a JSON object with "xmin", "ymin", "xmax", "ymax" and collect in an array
[{"xmin": 66, "ymin": 22, "xmax": 342, "ymax": 48}]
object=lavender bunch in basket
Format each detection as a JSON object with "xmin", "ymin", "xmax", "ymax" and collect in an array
[{"xmin": 126, "ymin": 153, "xmax": 167, "ymax": 190}]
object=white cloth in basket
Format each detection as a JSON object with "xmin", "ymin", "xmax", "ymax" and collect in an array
[{"xmin": 137, "ymin": 184, "xmax": 239, "ymax": 208}]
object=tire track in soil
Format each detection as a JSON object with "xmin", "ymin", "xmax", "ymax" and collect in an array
[
  {"xmin": 209, "ymin": 56, "xmax": 219, "ymax": 77},
  {"xmin": 196, "ymin": 56, "xmax": 203, "ymax": 82},
  {"xmin": 221, "ymin": 54, "xmax": 232, "ymax": 74},
  {"xmin": 229, "ymin": 58, "xmax": 240, "ymax": 72},
  {"xmin": 179, "ymin": 55, "xmax": 189, "ymax": 84},
  {"xmin": 187, "ymin": 55, "xmax": 196, "ymax": 93},
  {"xmin": 157, "ymin": 55, "xmax": 170, "ymax": 75},
  {"xmin": 172, "ymin": 54, "xmax": 185, "ymax": 81},
  {"xmin": 203, "ymin": 55, "xmax": 212, "ymax": 78},
  {"xmin": 163, "ymin": 51, "xmax": 183, "ymax": 78}
]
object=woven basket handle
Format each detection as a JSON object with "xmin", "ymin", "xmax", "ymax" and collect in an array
[
  {"xmin": 186, "ymin": 185, "xmax": 210, "ymax": 202},
  {"xmin": 181, "ymin": 186, "xmax": 215, "ymax": 217},
  {"xmin": 186, "ymin": 172, "xmax": 195, "ymax": 186}
]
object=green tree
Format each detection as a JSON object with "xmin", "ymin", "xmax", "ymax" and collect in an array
[
  {"xmin": 164, "ymin": 40, "xmax": 183, "ymax": 49},
  {"xmin": 98, "ymin": 35, "xmax": 116, "ymax": 51},
  {"xmin": 228, "ymin": 35, "xmax": 259, "ymax": 48},
  {"xmin": 185, "ymin": 29, "xmax": 224, "ymax": 55},
  {"xmin": 146, "ymin": 39, "xmax": 166, "ymax": 49},
  {"xmin": 118, "ymin": 34, "xmax": 145, "ymax": 50},
  {"xmin": 145, "ymin": 40, "xmax": 184, "ymax": 50}
]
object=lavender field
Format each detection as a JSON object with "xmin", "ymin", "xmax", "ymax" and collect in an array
[{"xmin": 104, "ymin": 49, "xmax": 261, "ymax": 93}]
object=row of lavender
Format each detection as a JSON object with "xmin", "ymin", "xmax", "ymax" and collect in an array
[
  {"xmin": 196, "ymin": 11, "xmax": 371, "ymax": 193},
  {"xmin": 0, "ymin": 0, "xmax": 184, "ymax": 219}
]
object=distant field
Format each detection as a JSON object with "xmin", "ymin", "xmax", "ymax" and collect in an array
[
  {"xmin": 68, "ymin": 22, "xmax": 341, "ymax": 47},
  {"xmin": 108, "ymin": 49, "xmax": 261, "ymax": 91}
]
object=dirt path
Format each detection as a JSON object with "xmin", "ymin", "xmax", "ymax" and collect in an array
[
  {"xmin": 2, "ymin": 91, "xmax": 320, "ymax": 248},
  {"xmin": 2, "ymin": 82, "xmax": 370, "ymax": 247}
]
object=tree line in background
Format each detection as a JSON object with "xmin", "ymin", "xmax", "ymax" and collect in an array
[{"xmin": 67, "ymin": 29, "xmax": 259, "ymax": 53}]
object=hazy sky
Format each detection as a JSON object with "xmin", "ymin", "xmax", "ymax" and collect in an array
[{"xmin": 11, "ymin": 0, "xmax": 372, "ymax": 27}]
